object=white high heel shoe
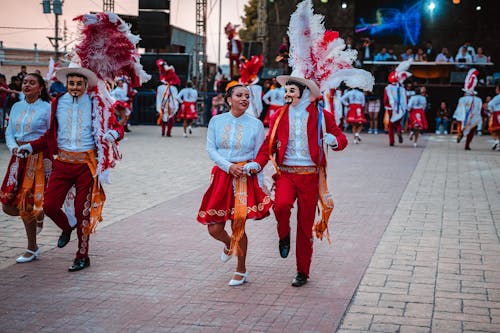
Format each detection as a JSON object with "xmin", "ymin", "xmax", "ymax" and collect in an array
[
  {"xmin": 228, "ymin": 272, "xmax": 248, "ymax": 286},
  {"xmin": 220, "ymin": 246, "xmax": 232, "ymax": 263},
  {"xmin": 16, "ymin": 248, "xmax": 40, "ymax": 263}
]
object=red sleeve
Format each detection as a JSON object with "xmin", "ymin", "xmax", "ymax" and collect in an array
[
  {"xmin": 383, "ymin": 87, "xmax": 391, "ymax": 109},
  {"xmin": 254, "ymin": 106, "xmax": 283, "ymax": 168},
  {"xmin": 31, "ymin": 98, "xmax": 58, "ymax": 155},
  {"xmin": 324, "ymin": 109, "xmax": 347, "ymax": 151},
  {"xmin": 108, "ymin": 112, "xmax": 125, "ymax": 141}
]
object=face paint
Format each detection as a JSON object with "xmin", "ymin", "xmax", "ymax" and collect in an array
[
  {"xmin": 284, "ymin": 84, "xmax": 301, "ymax": 106},
  {"xmin": 66, "ymin": 76, "xmax": 87, "ymax": 98}
]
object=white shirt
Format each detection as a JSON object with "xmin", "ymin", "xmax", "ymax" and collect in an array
[
  {"xmin": 262, "ymin": 87, "xmax": 285, "ymax": 106},
  {"xmin": 488, "ymin": 94, "xmax": 500, "ymax": 112},
  {"xmin": 341, "ymin": 89, "xmax": 365, "ymax": 106},
  {"xmin": 207, "ymin": 112, "xmax": 265, "ymax": 173},
  {"xmin": 5, "ymin": 98, "xmax": 51, "ymax": 153},
  {"xmin": 408, "ymin": 95, "xmax": 427, "ymax": 110},
  {"xmin": 111, "ymin": 83, "xmax": 128, "ymax": 102},
  {"xmin": 177, "ymin": 87, "xmax": 198, "ymax": 103},
  {"xmin": 245, "ymin": 84, "xmax": 263, "ymax": 118},
  {"xmin": 56, "ymin": 93, "xmax": 95, "ymax": 152},
  {"xmin": 283, "ymin": 92, "xmax": 314, "ymax": 166}
]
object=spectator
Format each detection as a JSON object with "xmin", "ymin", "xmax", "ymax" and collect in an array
[
  {"xmin": 17, "ymin": 65, "xmax": 28, "ymax": 82},
  {"xmin": 435, "ymin": 101, "xmax": 451, "ymax": 134},
  {"xmin": 474, "ymin": 47, "xmax": 489, "ymax": 64},
  {"xmin": 455, "ymin": 47, "xmax": 473, "ymax": 68},
  {"xmin": 374, "ymin": 48, "xmax": 391, "ymax": 61},
  {"xmin": 414, "ymin": 48, "xmax": 427, "ymax": 62},
  {"xmin": 400, "ymin": 48, "xmax": 414, "ymax": 61},
  {"xmin": 359, "ymin": 37, "xmax": 374, "ymax": 62},
  {"xmin": 435, "ymin": 47, "xmax": 454, "ymax": 63},
  {"xmin": 424, "ymin": 41, "xmax": 436, "ymax": 61},
  {"xmin": 387, "ymin": 48, "xmax": 398, "ymax": 61},
  {"xmin": 0, "ymin": 74, "xmax": 8, "ymax": 128},
  {"xmin": 457, "ymin": 41, "xmax": 476, "ymax": 59}
]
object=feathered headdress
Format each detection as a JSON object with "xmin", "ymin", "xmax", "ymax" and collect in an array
[
  {"xmin": 156, "ymin": 59, "xmax": 181, "ymax": 86},
  {"xmin": 45, "ymin": 58, "xmax": 59, "ymax": 81},
  {"xmin": 463, "ymin": 68, "xmax": 479, "ymax": 95},
  {"xmin": 279, "ymin": 0, "xmax": 373, "ymax": 97},
  {"xmin": 224, "ymin": 22, "xmax": 236, "ymax": 38},
  {"xmin": 239, "ymin": 55, "xmax": 263, "ymax": 85},
  {"xmin": 388, "ymin": 60, "xmax": 412, "ymax": 84},
  {"xmin": 73, "ymin": 12, "xmax": 151, "ymax": 88}
]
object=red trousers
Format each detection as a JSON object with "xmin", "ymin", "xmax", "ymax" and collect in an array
[
  {"xmin": 44, "ymin": 160, "xmax": 93, "ymax": 259},
  {"xmin": 273, "ymin": 172, "xmax": 319, "ymax": 277},
  {"xmin": 161, "ymin": 117, "xmax": 174, "ymax": 136},
  {"xmin": 387, "ymin": 110, "xmax": 403, "ymax": 145}
]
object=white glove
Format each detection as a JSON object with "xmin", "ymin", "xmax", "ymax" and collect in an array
[
  {"xmin": 17, "ymin": 143, "xmax": 33, "ymax": 158},
  {"xmin": 103, "ymin": 130, "xmax": 119, "ymax": 143},
  {"xmin": 323, "ymin": 133, "xmax": 338, "ymax": 148},
  {"xmin": 243, "ymin": 162, "xmax": 261, "ymax": 175}
]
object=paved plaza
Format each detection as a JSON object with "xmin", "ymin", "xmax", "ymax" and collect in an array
[{"xmin": 0, "ymin": 125, "xmax": 499, "ymax": 332}]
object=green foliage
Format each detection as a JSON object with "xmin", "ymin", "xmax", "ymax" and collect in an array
[{"xmin": 238, "ymin": 0, "xmax": 258, "ymax": 42}]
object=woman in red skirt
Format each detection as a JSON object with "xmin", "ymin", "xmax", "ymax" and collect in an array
[
  {"xmin": 342, "ymin": 88, "xmax": 367, "ymax": 144},
  {"xmin": 407, "ymin": 87, "xmax": 428, "ymax": 148},
  {"xmin": 197, "ymin": 84, "xmax": 272, "ymax": 286},
  {"xmin": 176, "ymin": 81, "xmax": 198, "ymax": 137},
  {"xmin": 1, "ymin": 73, "xmax": 52, "ymax": 263}
]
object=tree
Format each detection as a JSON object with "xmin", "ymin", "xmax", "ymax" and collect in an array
[{"xmin": 238, "ymin": 0, "xmax": 258, "ymax": 42}]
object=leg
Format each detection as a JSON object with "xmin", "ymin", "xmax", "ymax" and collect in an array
[
  {"xmin": 43, "ymin": 161, "xmax": 77, "ymax": 232},
  {"xmin": 273, "ymin": 174, "xmax": 297, "ymax": 240},
  {"xmin": 183, "ymin": 119, "xmax": 188, "ymax": 136},
  {"xmin": 166, "ymin": 117, "xmax": 174, "ymax": 136},
  {"xmin": 207, "ymin": 222, "xmax": 231, "ymax": 250},
  {"xmin": 295, "ymin": 173, "xmax": 319, "ymax": 278},
  {"xmin": 414, "ymin": 128, "xmax": 420, "ymax": 146},
  {"xmin": 435, "ymin": 118, "xmax": 442, "ymax": 134},
  {"xmin": 464, "ymin": 126, "xmax": 477, "ymax": 150},
  {"xmin": 443, "ymin": 119, "xmax": 449, "ymax": 134},
  {"xmin": 73, "ymin": 165, "xmax": 94, "ymax": 260},
  {"xmin": 18, "ymin": 211, "xmax": 38, "ymax": 258},
  {"xmin": 161, "ymin": 121, "xmax": 166, "ymax": 136},
  {"xmin": 388, "ymin": 121, "xmax": 395, "ymax": 146}
]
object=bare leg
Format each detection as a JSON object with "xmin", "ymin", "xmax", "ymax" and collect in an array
[
  {"xmin": 207, "ymin": 223, "xmax": 231, "ymax": 250},
  {"xmin": 234, "ymin": 232, "xmax": 248, "ymax": 280},
  {"xmin": 20, "ymin": 213, "xmax": 38, "ymax": 257}
]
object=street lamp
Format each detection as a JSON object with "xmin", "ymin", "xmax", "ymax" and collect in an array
[{"xmin": 41, "ymin": 0, "xmax": 64, "ymax": 59}]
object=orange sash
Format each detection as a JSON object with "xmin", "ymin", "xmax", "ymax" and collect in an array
[
  {"xmin": 156, "ymin": 84, "xmax": 171, "ymax": 125},
  {"xmin": 230, "ymin": 162, "xmax": 248, "ymax": 255},
  {"xmin": 17, "ymin": 153, "xmax": 45, "ymax": 215},
  {"xmin": 56, "ymin": 149, "xmax": 106, "ymax": 235}
]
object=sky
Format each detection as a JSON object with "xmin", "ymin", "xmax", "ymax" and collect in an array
[{"xmin": 0, "ymin": 0, "xmax": 248, "ymax": 65}]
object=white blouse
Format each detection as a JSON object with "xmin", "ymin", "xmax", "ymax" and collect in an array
[
  {"xmin": 5, "ymin": 98, "xmax": 51, "ymax": 153},
  {"xmin": 207, "ymin": 112, "xmax": 265, "ymax": 173}
]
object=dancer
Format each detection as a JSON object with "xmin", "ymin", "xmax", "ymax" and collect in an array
[
  {"xmin": 262, "ymin": 81, "xmax": 285, "ymax": 126},
  {"xmin": 197, "ymin": 84, "xmax": 272, "ymax": 286},
  {"xmin": 407, "ymin": 87, "xmax": 428, "ymax": 147},
  {"xmin": 488, "ymin": 84, "xmax": 500, "ymax": 150},
  {"xmin": 176, "ymin": 81, "xmax": 198, "ymax": 137},
  {"xmin": 251, "ymin": 0, "xmax": 372, "ymax": 287},
  {"xmin": 342, "ymin": 87, "xmax": 367, "ymax": 144},
  {"xmin": 225, "ymin": 22, "xmax": 243, "ymax": 78},
  {"xmin": 17, "ymin": 12, "xmax": 150, "ymax": 271},
  {"xmin": 384, "ymin": 61, "xmax": 411, "ymax": 146},
  {"xmin": 1, "ymin": 73, "xmax": 51, "ymax": 263},
  {"xmin": 155, "ymin": 59, "xmax": 180, "ymax": 137},
  {"xmin": 454, "ymin": 69, "xmax": 482, "ymax": 150}
]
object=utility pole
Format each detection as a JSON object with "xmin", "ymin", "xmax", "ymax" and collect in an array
[
  {"xmin": 42, "ymin": 0, "xmax": 64, "ymax": 60},
  {"xmin": 257, "ymin": 0, "xmax": 267, "ymax": 59},
  {"xmin": 217, "ymin": 0, "xmax": 222, "ymax": 66}
]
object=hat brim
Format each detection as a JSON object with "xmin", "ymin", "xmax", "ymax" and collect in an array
[
  {"xmin": 276, "ymin": 75, "xmax": 321, "ymax": 99},
  {"xmin": 56, "ymin": 67, "xmax": 98, "ymax": 88}
]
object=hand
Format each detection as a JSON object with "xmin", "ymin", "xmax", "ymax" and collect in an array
[
  {"xmin": 17, "ymin": 144, "xmax": 33, "ymax": 158},
  {"xmin": 10, "ymin": 147, "xmax": 18, "ymax": 156},
  {"xmin": 243, "ymin": 162, "xmax": 261, "ymax": 175},
  {"xmin": 103, "ymin": 130, "xmax": 119, "ymax": 143},
  {"xmin": 323, "ymin": 133, "xmax": 338, "ymax": 147},
  {"xmin": 229, "ymin": 164, "xmax": 245, "ymax": 177}
]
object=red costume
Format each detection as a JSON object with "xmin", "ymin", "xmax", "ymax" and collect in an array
[
  {"xmin": 254, "ymin": 103, "xmax": 347, "ymax": 277},
  {"xmin": 225, "ymin": 22, "xmax": 242, "ymax": 78}
]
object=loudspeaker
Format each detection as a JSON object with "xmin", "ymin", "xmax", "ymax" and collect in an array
[
  {"xmin": 138, "ymin": 11, "xmax": 170, "ymax": 49},
  {"xmin": 243, "ymin": 41, "xmax": 263, "ymax": 59},
  {"xmin": 139, "ymin": 0, "xmax": 170, "ymax": 10}
]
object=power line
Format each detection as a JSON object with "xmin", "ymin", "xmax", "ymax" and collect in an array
[{"xmin": 0, "ymin": 26, "xmax": 52, "ymax": 30}]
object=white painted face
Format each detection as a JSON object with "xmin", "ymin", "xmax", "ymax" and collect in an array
[
  {"xmin": 66, "ymin": 75, "xmax": 87, "ymax": 97},
  {"xmin": 284, "ymin": 84, "xmax": 302, "ymax": 106}
]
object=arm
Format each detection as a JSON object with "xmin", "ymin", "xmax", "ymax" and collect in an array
[
  {"xmin": 206, "ymin": 119, "xmax": 232, "ymax": 173},
  {"xmin": 4, "ymin": 111, "xmax": 18, "ymax": 154},
  {"xmin": 324, "ymin": 110, "xmax": 348, "ymax": 151},
  {"xmin": 262, "ymin": 89, "xmax": 272, "ymax": 105}
]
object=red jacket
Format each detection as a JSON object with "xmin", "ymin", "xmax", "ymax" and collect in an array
[
  {"xmin": 30, "ymin": 94, "xmax": 124, "ymax": 167},
  {"xmin": 254, "ymin": 102, "xmax": 347, "ymax": 169}
]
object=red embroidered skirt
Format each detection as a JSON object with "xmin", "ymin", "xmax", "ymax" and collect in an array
[
  {"xmin": 409, "ymin": 109, "xmax": 428, "ymax": 130},
  {"xmin": 490, "ymin": 111, "xmax": 500, "ymax": 132},
  {"xmin": 197, "ymin": 166, "xmax": 273, "ymax": 224},
  {"xmin": 177, "ymin": 101, "xmax": 198, "ymax": 120},
  {"xmin": 346, "ymin": 104, "xmax": 367, "ymax": 124}
]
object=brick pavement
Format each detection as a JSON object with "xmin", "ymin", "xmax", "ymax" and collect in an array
[{"xmin": 0, "ymin": 127, "xmax": 498, "ymax": 332}]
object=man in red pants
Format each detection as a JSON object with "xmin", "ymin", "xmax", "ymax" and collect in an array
[
  {"xmin": 384, "ymin": 61, "xmax": 411, "ymax": 146},
  {"xmin": 249, "ymin": 75, "xmax": 348, "ymax": 287},
  {"xmin": 18, "ymin": 63, "xmax": 124, "ymax": 272}
]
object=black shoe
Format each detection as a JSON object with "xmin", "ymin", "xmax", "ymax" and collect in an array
[
  {"xmin": 279, "ymin": 234, "xmax": 290, "ymax": 258},
  {"xmin": 398, "ymin": 133, "xmax": 403, "ymax": 143},
  {"xmin": 291, "ymin": 272, "xmax": 308, "ymax": 287},
  {"xmin": 457, "ymin": 133, "xmax": 463, "ymax": 143},
  {"xmin": 389, "ymin": 143, "xmax": 394, "ymax": 147},
  {"xmin": 68, "ymin": 257, "xmax": 90, "ymax": 272},
  {"xmin": 57, "ymin": 229, "xmax": 72, "ymax": 248},
  {"xmin": 465, "ymin": 146, "xmax": 471, "ymax": 150}
]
